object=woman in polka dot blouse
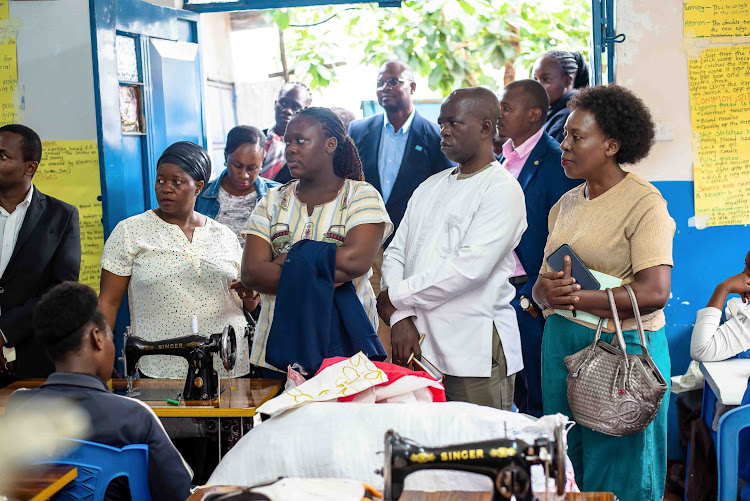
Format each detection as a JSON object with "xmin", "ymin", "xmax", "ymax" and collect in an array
[{"xmin": 99, "ymin": 142, "xmax": 258, "ymax": 379}]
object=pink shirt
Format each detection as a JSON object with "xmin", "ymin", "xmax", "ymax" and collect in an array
[{"xmin": 501, "ymin": 127, "xmax": 545, "ymax": 277}]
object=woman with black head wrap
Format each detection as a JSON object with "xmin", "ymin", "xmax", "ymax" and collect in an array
[
  {"xmin": 532, "ymin": 50, "xmax": 589, "ymax": 143},
  {"xmin": 195, "ymin": 126, "xmax": 280, "ymax": 246},
  {"xmin": 99, "ymin": 141, "xmax": 254, "ymax": 379}
]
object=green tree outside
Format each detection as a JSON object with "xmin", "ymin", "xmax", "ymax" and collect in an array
[{"xmin": 268, "ymin": 0, "xmax": 591, "ymax": 95}]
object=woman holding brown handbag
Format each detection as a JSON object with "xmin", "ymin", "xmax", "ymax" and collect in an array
[{"xmin": 532, "ymin": 85, "xmax": 675, "ymax": 501}]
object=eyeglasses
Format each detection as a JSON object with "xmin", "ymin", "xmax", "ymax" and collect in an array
[{"xmin": 376, "ymin": 77, "xmax": 410, "ymax": 90}]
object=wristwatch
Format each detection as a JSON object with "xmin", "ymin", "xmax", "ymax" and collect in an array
[
  {"xmin": 520, "ymin": 295, "xmax": 539, "ymax": 318},
  {"xmin": 520, "ymin": 296, "xmax": 532, "ymax": 311}
]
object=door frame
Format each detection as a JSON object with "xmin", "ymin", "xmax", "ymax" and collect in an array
[{"xmin": 89, "ymin": 0, "xmax": 205, "ymax": 237}]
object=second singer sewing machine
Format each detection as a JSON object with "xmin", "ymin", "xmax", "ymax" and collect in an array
[{"xmin": 123, "ymin": 325, "xmax": 237, "ymax": 401}]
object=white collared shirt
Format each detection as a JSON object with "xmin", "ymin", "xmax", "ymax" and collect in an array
[
  {"xmin": 0, "ymin": 184, "xmax": 34, "ymax": 348},
  {"xmin": 381, "ymin": 161, "xmax": 527, "ymax": 377},
  {"xmin": 0, "ymin": 184, "xmax": 33, "ymax": 278}
]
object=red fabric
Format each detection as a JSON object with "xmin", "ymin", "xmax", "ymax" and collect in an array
[{"xmin": 316, "ymin": 357, "xmax": 446, "ymax": 403}]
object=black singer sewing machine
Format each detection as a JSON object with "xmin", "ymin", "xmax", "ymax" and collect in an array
[
  {"xmin": 123, "ymin": 325, "xmax": 237, "ymax": 401},
  {"xmin": 382, "ymin": 425, "xmax": 567, "ymax": 501}
]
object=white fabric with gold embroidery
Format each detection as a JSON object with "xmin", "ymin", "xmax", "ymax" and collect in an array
[{"xmin": 255, "ymin": 352, "xmax": 388, "ymax": 421}]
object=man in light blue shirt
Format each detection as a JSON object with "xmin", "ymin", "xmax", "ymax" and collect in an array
[
  {"xmin": 378, "ymin": 105, "xmax": 415, "ymax": 203},
  {"xmin": 349, "ymin": 60, "xmax": 452, "ymax": 358}
]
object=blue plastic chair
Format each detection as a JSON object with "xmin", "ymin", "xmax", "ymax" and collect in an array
[
  {"xmin": 38, "ymin": 439, "xmax": 151, "ymax": 501},
  {"xmin": 717, "ymin": 403, "xmax": 750, "ymax": 500}
]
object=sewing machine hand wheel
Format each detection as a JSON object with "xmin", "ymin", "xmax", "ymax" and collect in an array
[{"xmin": 221, "ymin": 325, "xmax": 237, "ymax": 371}]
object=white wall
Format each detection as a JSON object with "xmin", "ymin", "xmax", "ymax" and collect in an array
[
  {"xmin": 616, "ymin": 0, "xmax": 693, "ymax": 182},
  {"xmin": 10, "ymin": 0, "xmax": 97, "ymax": 141},
  {"xmin": 144, "ymin": 0, "xmax": 184, "ymax": 8},
  {"xmin": 201, "ymin": 12, "xmax": 234, "ymax": 83}
]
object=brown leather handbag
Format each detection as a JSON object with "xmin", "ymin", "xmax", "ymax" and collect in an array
[{"xmin": 564, "ymin": 284, "xmax": 668, "ymax": 436}]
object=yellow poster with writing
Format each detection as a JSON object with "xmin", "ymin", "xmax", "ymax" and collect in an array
[
  {"xmin": 687, "ymin": 45, "xmax": 750, "ymax": 227},
  {"xmin": 684, "ymin": 0, "xmax": 750, "ymax": 38},
  {"xmin": 0, "ymin": 35, "xmax": 18, "ymax": 125},
  {"xmin": 0, "ymin": 0, "xmax": 18, "ymax": 125},
  {"xmin": 34, "ymin": 141, "xmax": 104, "ymax": 291}
]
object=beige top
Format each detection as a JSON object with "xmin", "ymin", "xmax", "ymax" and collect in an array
[{"xmin": 540, "ymin": 173, "xmax": 676, "ymax": 332}]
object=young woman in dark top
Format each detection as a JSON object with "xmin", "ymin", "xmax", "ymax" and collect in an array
[{"xmin": 532, "ymin": 51, "xmax": 589, "ymax": 143}]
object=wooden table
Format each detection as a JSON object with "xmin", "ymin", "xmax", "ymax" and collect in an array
[
  {"xmin": 0, "ymin": 378, "xmax": 282, "ymax": 460},
  {"xmin": 187, "ymin": 487, "xmax": 614, "ymax": 501},
  {"xmin": 0, "ymin": 378, "xmax": 282, "ymax": 418},
  {"xmin": 5, "ymin": 465, "xmax": 77, "ymax": 501}
]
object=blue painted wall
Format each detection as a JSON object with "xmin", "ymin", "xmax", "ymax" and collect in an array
[{"xmin": 653, "ymin": 180, "xmax": 750, "ymax": 459}]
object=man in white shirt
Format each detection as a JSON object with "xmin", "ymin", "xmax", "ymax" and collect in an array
[
  {"xmin": 377, "ymin": 88, "xmax": 527, "ymax": 409},
  {"xmin": 0, "ymin": 125, "xmax": 80, "ymax": 385},
  {"xmin": 691, "ymin": 249, "xmax": 750, "ymax": 362}
]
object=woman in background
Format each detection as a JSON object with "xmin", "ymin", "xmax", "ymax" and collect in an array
[
  {"xmin": 195, "ymin": 125, "xmax": 279, "ymax": 247},
  {"xmin": 532, "ymin": 50, "xmax": 589, "ymax": 143}
]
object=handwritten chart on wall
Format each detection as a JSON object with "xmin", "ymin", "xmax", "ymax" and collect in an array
[
  {"xmin": 35, "ymin": 141, "xmax": 104, "ymax": 291},
  {"xmin": 0, "ymin": 0, "xmax": 19, "ymax": 125},
  {"xmin": 684, "ymin": 0, "xmax": 750, "ymax": 38},
  {"xmin": 687, "ymin": 45, "xmax": 750, "ymax": 227}
]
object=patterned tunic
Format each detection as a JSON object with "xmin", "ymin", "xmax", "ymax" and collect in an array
[
  {"xmin": 242, "ymin": 179, "xmax": 392, "ymax": 371},
  {"xmin": 215, "ymin": 187, "xmax": 259, "ymax": 247}
]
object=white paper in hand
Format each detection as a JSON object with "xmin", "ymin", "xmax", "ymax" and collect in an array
[{"xmin": 554, "ymin": 269, "xmax": 622, "ymax": 328}]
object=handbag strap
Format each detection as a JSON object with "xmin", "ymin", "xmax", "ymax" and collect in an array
[
  {"xmin": 605, "ymin": 288, "xmax": 629, "ymax": 366},
  {"xmin": 622, "ymin": 283, "xmax": 650, "ymax": 353}
]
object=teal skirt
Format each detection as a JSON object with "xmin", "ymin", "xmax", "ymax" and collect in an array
[{"xmin": 541, "ymin": 314, "xmax": 671, "ymax": 501}]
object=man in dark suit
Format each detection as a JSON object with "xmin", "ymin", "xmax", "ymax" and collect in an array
[
  {"xmin": 0, "ymin": 124, "xmax": 81, "ymax": 384},
  {"xmin": 497, "ymin": 80, "xmax": 582, "ymax": 416},
  {"xmin": 348, "ymin": 60, "xmax": 452, "ymax": 357}
]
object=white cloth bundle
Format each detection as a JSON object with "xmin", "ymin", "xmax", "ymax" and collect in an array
[{"xmin": 210, "ymin": 402, "xmax": 577, "ymax": 495}]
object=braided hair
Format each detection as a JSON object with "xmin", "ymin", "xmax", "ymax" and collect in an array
[
  {"xmin": 544, "ymin": 51, "xmax": 589, "ymax": 89},
  {"xmin": 296, "ymin": 107, "xmax": 364, "ymax": 181}
]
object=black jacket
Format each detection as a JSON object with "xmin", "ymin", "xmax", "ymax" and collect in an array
[
  {"xmin": 0, "ymin": 188, "xmax": 80, "ymax": 378},
  {"xmin": 348, "ymin": 111, "xmax": 453, "ymax": 246},
  {"xmin": 544, "ymin": 91, "xmax": 576, "ymax": 144},
  {"xmin": 8, "ymin": 372, "xmax": 193, "ymax": 501}
]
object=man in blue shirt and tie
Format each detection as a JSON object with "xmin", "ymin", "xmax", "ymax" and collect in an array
[{"xmin": 349, "ymin": 60, "xmax": 452, "ymax": 357}]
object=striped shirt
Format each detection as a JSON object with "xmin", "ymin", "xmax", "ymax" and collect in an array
[{"xmin": 242, "ymin": 179, "xmax": 393, "ymax": 371}]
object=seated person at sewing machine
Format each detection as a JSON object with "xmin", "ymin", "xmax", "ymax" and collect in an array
[
  {"xmin": 6, "ymin": 282, "xmax": 193, "ymax": 501},
  {"xmin": 99, "ymin": 141, "xmax": 258, "ymax": 379},
  {"xmin": 691, "ymin": 249, "xmax": 750, "ymax": 362},
  {"xmin": 241, "ymin": 107, "xmax": 392, "ymax": 377}
]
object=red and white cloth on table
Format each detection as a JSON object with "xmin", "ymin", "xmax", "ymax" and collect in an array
[{"xmin": 316, "ymin": 356, "xmax": 445, "ymax": 403}]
